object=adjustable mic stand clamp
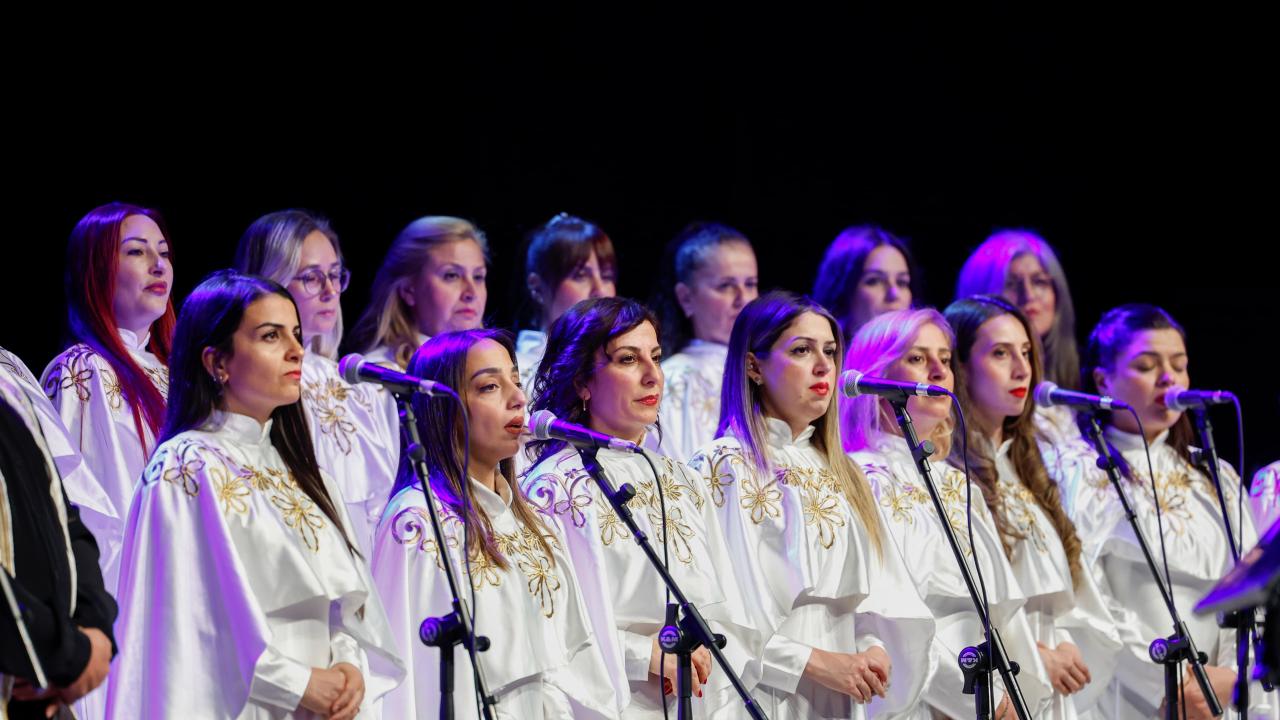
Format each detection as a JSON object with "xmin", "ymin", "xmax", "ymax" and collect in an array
[
  {"xmin": 396, "ymin": 393, "xmax": 498, "ymax": 720},
  {"xmin": 575, "ymin": 446, "xmax": 768, "ymax": 720},
  {"xmin": 1081, "ymin": 412, "xmax": 1222, "ymax": 719},
  {"xmin": 887, "ymin": 395, "xmax": 1030, "ymax": 720}
]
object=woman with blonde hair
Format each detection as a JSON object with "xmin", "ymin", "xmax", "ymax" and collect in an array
[
  {"xmin": 235, "ymin": 209, "xmax": 400, "ymax": 554},
  {"xmin": 347, "ymin": 215, "xmax": 489, "ymax": 369},
  {"xmin": 842, "ymin": 307, "xmax": 1054, "ymax": 718},
  {"xmin": 688, "ymin": 291, "xmax": 933, "ymax": 719}
]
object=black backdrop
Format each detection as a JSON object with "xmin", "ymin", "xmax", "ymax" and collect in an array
[{"xmin": 7, "ymin": 9, "xmax": 1274, "ymax": 476}]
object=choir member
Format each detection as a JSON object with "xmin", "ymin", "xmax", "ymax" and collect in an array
[
  {"xmin": 842, "ymin": 307, "xmax": 1055, "ymax": 718},
  {"xmin": 1044, "ymin": 303, "xmax": 1265, "ymax": 719},
  {"xmin": 520, "ymin": 297, "xmax": 760, "ymax": 719},
  {"xmin": 686, "ymin": 291, "xmax": 933, "ymax": 719},
  {"xmin": 370, "ymin": 329, "xmax": 619, "ymax": 718},
  {"xmin": 516, "ymin": 212, "xmax": 617, "ymax": 396},
  {"xmin": 234, "ymin": 210, "xmax": 399, "ymax": 555},
  {"xmin": 106, "ymin": 271, "xmax": 403, "ymax": 718},
  {"xmin": 346, "ymin": 216, "xmax": 488, "ymax": 369},
  {"xmin": 956, "ymin": 230, "xmax": 1081, "ymax": 445},
  {"xmin": 942, "ymin": 296, "xmax": 1119, "ymax": 718},
  {"xmin": 651, "ymin": 222, "xmax": 759, "ymax": 463},
  {"xmin": 811, "ymin": 225, "xmax": 918, "ymax": 347}
]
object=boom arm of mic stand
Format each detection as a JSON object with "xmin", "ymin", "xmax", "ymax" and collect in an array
[
  {"xmin": 575, "ymin": 447, "xmax": 768, "ymax": 720},
  {"xmin": 397, "ymin": 393, "xmax": 498, "ymax": 720},
  {"xmin": 1082, "ymin": 412, "xmax": 1221, "ymax": 717},
  {"xmin": 888, "ymin": 397, "xmax": 1031, "ymax": 720}
]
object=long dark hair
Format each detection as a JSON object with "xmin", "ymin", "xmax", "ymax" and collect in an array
[
  {"xmin": 64, "ymin": 202, "xmax": 176, "ymax": 450},
  {"xmin": 811, "ymin": 224, "xmax": 921, "ymax": 346},
  {"xmin": 1081, "ymin": 303, "xmax": 1195, "ymax": 477},
  {"xmin": 163, "ymin": 270, "xmax": 355, "ymax": 555},
  {"xmin": 526, "ymin": 297, "xmax": 659, "ymax": 466},
  {"xmin": 945, "ymin": 295, "xmax": 1082, "ymax": 586},
  {"xmin": 520, "ymin": 213, "xmax": 617, "ymax": 330},
  {"xmin": 393, "ymin": 329, "xmax": 555, "ymax": 569},
  {"xmin": 650, "ymin": 221, "xmax": 755, "ymax": 354}
]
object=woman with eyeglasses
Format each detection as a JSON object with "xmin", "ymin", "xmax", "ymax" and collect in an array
[
  {"xmin": 235, "ymin": 210, "xmax": 400, "ymax": 555},
  {"xmin": 956, "ymin": 230, "xmax": 1082, "ymax": 445}
]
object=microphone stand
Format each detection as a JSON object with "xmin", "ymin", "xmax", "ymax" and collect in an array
[
  {"xmin": 1081, "ymin": 411, "xmax": 1222, "ymax": 718},
  {"xmin": 887, "ymin": 396, "xmax": 1031, "ymax": 720},
  {"xmin": 1193, "ymin": 407, "xmax": 1270, "ymax": 714},
  {"xmin": 395, "ymin": 392, "xmax": 497, "ymax": 720},
  {"xmin": 575, "ymin": 446, "xmax": 768, "ymax": 720}
]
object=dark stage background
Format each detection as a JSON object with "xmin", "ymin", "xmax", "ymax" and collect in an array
[{"xmin": 7, "ymin": 10, "xmax": 1274, "ymax": 478}]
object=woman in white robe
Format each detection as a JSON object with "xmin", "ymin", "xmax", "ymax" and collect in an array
[
  {"xmin": 1045, "ymin": 303, "xmax": 1271, "ymax": 719},
  {"xmin": 521, "ymin": 297, "xmax": 760, "ymax": 719},
  {"xmin": 371, "ymin": 328, "xmax": 618, "ymax": 719},
  {"xmin": 842, "ymin": 307, "xmax": 1057, "ymax": 719},
  {"xmin": 346, "ymin": 216, "xmax": 489, "ymax": 370},
  {"xmin": 686, "ymin": 291, "xmax": 934, "ymax": 720},
  {"xmin": 955, "ymin": 230, "xmax": 1084, "ymax": 447},
  {"xmin": 942, "ymin": 297, "xmax": 1121, "ymax": 718},
  {"xmin": 516, "ymin": 212, "xmax": 618, "ymax": 399},
  {"xmin": 652, "ymin": 222, "xmax": 758, "ymax": 463},
  {"xmin": 235, "ymin": 210, "xmax": 400, "ymax": 554},
  {"xmin": 1, "ymin": 346, "xmax": 96, "ymax": 501},
  {"xmin": 106, "ymin": 271, "xmax": 403, "ymax": 719}
]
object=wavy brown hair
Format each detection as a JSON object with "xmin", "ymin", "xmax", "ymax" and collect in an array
[{"xmin": 945, "ymin": 295, "xmax": 1083, "ymax": 587}]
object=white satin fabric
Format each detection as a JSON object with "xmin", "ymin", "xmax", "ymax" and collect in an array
[
  {"xmin": 658, "ymin": 340, "xmax": 727, "ymax": 464},
  {"xmin": 106, "ymin": 411, "xmax": 404, "ymax": 719},
  {"xmin": 688, "ymin": 418, "xmax": 935, "ymax": 719}
]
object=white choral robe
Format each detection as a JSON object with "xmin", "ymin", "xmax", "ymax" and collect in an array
[
  {"xmin": 1034, "ymin": 404, "xmax": 1080, "ymax": 447},
  {"xmin": 40, "ymin": 329, "xmax": 169, "ymax": 597},
  {"xmin": 365, "ymin": 331, "xmax": 430, "ymax": 371},
  {"xmin": 1046, "ymin": 427, "xmax": 1273, "ymax": 719},
  {"xmin": 851, "ymin": 433, "xmax": 1054, "ymax": 719},
  {"xmin": 300, "ymin": 353, "xmax": 399, "ymax": 556},
  {"xmin": 106, "ymin": 411, "xmax": 405, "ymax": 719},
  {"xmin": 659, "ymin": 340, "xmax": 727, "ymax": 464},
  {"xmin": 990, "ymin": 438, "xmax": 1121, "ymax": 718},
  {"xmin": 521, "ymin": 444, "xmax": 762, "ymax": 719},
  {"xmin": 515, "ymin": 329, "xmax": 547, "ymax": 400},
  {"xmin": 371, "ymin": 480, "xmax": 620, "ymax": 719},
  {"xmin": 1250, "ymin": 460, "xmax": 1280, "ymax": 533},
  {"xmin": 688, "ymin": 419, "xmax": 935, "ymax": 719}
]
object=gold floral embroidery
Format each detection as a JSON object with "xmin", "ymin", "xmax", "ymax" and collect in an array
[
  {"xmin": 497, "ymin": 526, "xmax": 563, "ymax": 618},
  {"xmin": 391, "ymin": 506, "xmax": 461, "ymax": 569},
  {"xmin": 44, "ymin": 346, "xmax": 96, "ymax": 403},
  {"xmin": 998, "ymin": 482, "xmax": 1048, "ymax": 554},
  {"xmin": 315, "ymin": 404, "xmax": 358, "ymax": 455},
  {"xmin": 1134, "ymin": 468, "xmax": 1195, "ymax": 537},
  {"xmin": 647, "ymin": 505, "xmax": 696, "ymax": 565},
  {"xmin": 303, "ymin": 376, "xmax": 372, "ymax": 456},
  {"xmin": 701, "ymin": 447, "xmax": 745, "ymax": 508},
  {"xmin": 867, "ymin": 463, "xmax": 933, "ymax": 524},
  {"xmin": 801, "ymin": 489, "xmax": 845, "ymax": 549},
  {"xmin": 211, "ymin": 466, "xmax": 251, "ymax": 515},
  {"xmin": 143, "ymin": 365, "xmax": 170, "ymax": 398},
  {"xmin": 102, "ymin": 373, "xmax": 124, "ymax": 410},
  {"xmin": 270, "ymin": 484, "xmax": 326, "ymax": 552},
  {"xmin": 598, "ymin": 506, "xmax": 630, "ymax": 545},
  {"xmin": 740, "ymin": 473, "xmax": 783, "ymax": 523},
  {"xmin": 161, "ymin": 449, "xmax": 204, "ymax": 496},
  {"xmin": 528, "ymin": 469, "xmax": 594, "ymax": 529}
]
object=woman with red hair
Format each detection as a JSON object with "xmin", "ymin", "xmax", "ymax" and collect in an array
[{"xmin": 41, "ymin": 202, "xmax": 175, "ymax": 603}]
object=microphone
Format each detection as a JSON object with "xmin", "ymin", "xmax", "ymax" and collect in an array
[
  {"xmin": 528, "ymin": 410, "xmax": 642, "ymax": 453},
  {"xmin": 839, "ymin": 369, "xmax": 950, "ymax": 400},
  {"xmin": 1033, "ymin": 381, "xmax": 1131, "ymax": 411},
  {"xmin": 338, "ymin": 354, "xmax": 454, "ymax": 397},
  {"xmin": 1164, "ymin": 387, "xmax": 1236, "ymax": 411}
]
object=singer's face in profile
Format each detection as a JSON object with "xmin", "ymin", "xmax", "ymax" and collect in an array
[
  {"xmin": 463, "ymin": 339, "xmax": 527, "ymax": 472},
  {"xmin": 751, "ymin": 311, "xmax": 838, "ymax": 438},
  {"xmin": 544, "ymin": 251, "xmax": 616, "ymax": 329},
  {"xmin": 206, "ymin": 293, "xmax": 304, "ymax": 425},
  {"xmin": 580, "ymin": 320, "xmax": 661, "ymax": 444},
  {"xmin": 850, "ymin": 245, "xmax": 912, "ymax": 333},
  {"xmin": 1003, "ymin": 253, "xmax": 1057, "ymax": 339},
  {"xmin": 961, "ymin": 314, "xmax": 1033, "ymax": 439},
  {"xmin": 286, "ymin": 231, "xmax": 342, "ymax": 342},
  {"xmin": 1094, "ymin": 328, "xmax": 1189, "ymax": 439},
  {"xmin": 113, "ymin": 213, "xmax": 173, "ymax": 336},
  {"xmin": 677, "ymin": 240, "xmax": 759, "ymax": 345},
  {"xmin": 401, "ymin": 238, "xmax": 487, "ymax": 337},
  {"xmin": 883, "ymin": 322, "xmax": 954, "ymax": 437}
]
